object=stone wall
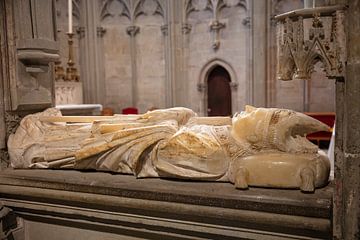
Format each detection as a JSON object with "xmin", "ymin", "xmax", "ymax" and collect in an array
[
  {"xmin": 53, "ymin": 0, "xmax": 336, "ymax": 115},
  {"xmin": 185, "ymin": 1, "xmax": 248, "ymax": 115}
]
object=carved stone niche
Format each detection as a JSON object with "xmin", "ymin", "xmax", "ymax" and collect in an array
[
  {"xmin": 275, "ymin": 5, "xmax": 346, "ymax": 81},
  {"xmin": 7, "ymin": 0, "xmax": 59, "ymax": 111}
]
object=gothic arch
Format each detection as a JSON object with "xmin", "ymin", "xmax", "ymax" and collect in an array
[{"xmin": 198, "ymin": 59, "xmax": 238, "ymax": 116}]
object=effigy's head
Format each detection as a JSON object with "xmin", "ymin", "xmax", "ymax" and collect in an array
[{"xmin": 231, "ymin": 105, "xmax": 330, "ymax": 153}]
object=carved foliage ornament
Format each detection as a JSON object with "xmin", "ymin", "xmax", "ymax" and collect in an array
[
  {"xmin": 183, "ymin": 0, "xmax": 248, "ymax": 48},
  {"xmin": 276, "ymin": 7, "xmax": 346, "ymax": 81},
  {"xmin": 4, "ymin": 112, "xmax": 22, "ymax": 140},
  {"xmin": 1, "ymin": 112, "xmax": 22, "ymax": 169}
]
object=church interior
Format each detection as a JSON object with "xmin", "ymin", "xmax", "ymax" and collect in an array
[{"xmin": 0, "ymin": 0, "xmax": 359, "ymax": 239}]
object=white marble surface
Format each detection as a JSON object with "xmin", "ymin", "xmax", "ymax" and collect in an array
[
  {"xmin": 55, "ymin": 104, "xmax": 103, "ymax": 116},
  {"xmin": 56, "ymin": 104, "xmax": 103, "ymax": 111}
]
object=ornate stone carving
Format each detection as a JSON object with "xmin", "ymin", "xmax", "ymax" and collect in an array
[
  {"xmin": 97, "ymin": 26, "xmax": 107, "ymax": 37},
  {"xmin": 0, "ymin": 150, "xmax": 9, "ymax": 170},
  {"xmin": 8, "ymin": 106, "xmax": 331, "ymax": 192},
  {"xmin": 182, "ymin": 23, "xmax": 192, "ymax": 34},
  {"xmin": 208, "ymin": 0, "xmax": 226, "ymax": 50},
  {"xmin": 209, "ymin": 20, "xmax": 226, "ymax": 50},
  {"xmin": 0, "ymin": 206, "xmax": 18, "ymax": 239},
  {"xmin": 276, "ymin": 6, "xmax": 346, "ymax": 81},
  {"xmin": 160, "ymin": 24, "xmax": 168, "ymax": 36},
  {"xmin": 72, "ymin": 0, "xmax": 81, "ymax": 22},
  {"xmin": 76, "ymin": 26, "xmax": 85, "ymax": 38},
  {"xmin": 100, "ymin": 0, "xmax": 164, "ymax": 25},
  {"xmin": 4, "ymin": 112, "xmax": 22, "ymax": 140},
  {"xmin": 224, "ymin": 0, "xmax": 247, "ymax": 8},
  {"xmin": 229, "ymin": 82, "xmax": 238, "ymax": 90},
  {"xmin": 184, "ymin": 0, "xmax": 247, "ymax": 48},
  {"xmin": 182, "ymin": 0, "xmax": 195, "ymax": 35},
  {"xmin": 55, "ymin": 81, "xmax": 83, "ymax": 105},
  {"xmin": 142, "ymin": 0, "xmax": 164, "ymax": 17},
  {"xmin": 2, "ymin": 111, "xmax": 21, "ymax": 168},
  {"xmin": 242, "ymin": 16, "xmax": 251, "ymax": 27},
  {"xmin": 197, "ymin": 83, "xmax": 206, "ymax": 92},
  {"xmin": 126, "ymin": 25, "xmax": 140, "ymax": 37}
]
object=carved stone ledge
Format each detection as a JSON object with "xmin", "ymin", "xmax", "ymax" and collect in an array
[{"xmin": 126, "ymin": 25, "xmax": 140, "ymax": 37}]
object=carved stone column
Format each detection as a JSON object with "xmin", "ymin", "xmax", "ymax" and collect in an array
[
  {"xmin": 251, "ymin": 0, "xmax": 267, "ymax": 107},
  {"xmin": 80, "ymin": 0, "xmax": 106, "ymax": 105},
  {"xmin": 163, "ymin": 0, "xmax": 182, "ymax": 108},
  {"xmin": 126, "ymin": 25, "xmax": 140, "ymax": 107}
]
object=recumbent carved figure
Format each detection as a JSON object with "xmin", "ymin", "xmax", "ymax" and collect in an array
[{"xmin": 8, "ymin": 106, "xmax": 330, "ymax": 192}]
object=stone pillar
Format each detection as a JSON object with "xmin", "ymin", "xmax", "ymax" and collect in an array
[
  {"xmin": 126, "ymin": 25, "xmax": 139, "ymax": 107},
  {"xmin": 80, "ymin": 0, "xmax": 105, "ymax": 105},
  {"xmin": 163, "ymin": 0, "xmax": 179, "ymax": 108},
  {"xmin": 333, "ymin": 0, "xmax": 360, "ymax": 238},
  {"xmin": 251, "ymin": 0, "xmax": 267, "ymax": 107},
  {"xmin": 178, "ymin": 0, "xmax": 191, "ymax": 108}
]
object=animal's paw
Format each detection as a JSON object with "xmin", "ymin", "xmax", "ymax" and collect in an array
[
  {"xmin": 300, "ymin": 167, "xmax": 315, "ymax": 192},
  {"xmin": 234, "ymin": 167, "xmax": 249, "ymax": 189}
]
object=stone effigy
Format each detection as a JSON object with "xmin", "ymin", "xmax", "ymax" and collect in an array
[{"xmin": 8, "ymin": 106, "xmax": 330, "ymax": 192}]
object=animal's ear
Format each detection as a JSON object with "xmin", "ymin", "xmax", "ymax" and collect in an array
[{"xmin": 245, "ymin": 105, "xmax": 256, "ymax": 113}]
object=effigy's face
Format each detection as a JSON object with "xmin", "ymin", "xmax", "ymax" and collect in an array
[{"xmin": 231, "ymin": 105, "xmax": 330, "ymax": 154}]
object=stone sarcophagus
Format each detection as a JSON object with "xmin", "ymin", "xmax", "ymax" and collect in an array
[{"xmin": 8, "ymin": 106, "xmax": 331, "ymax": 192}]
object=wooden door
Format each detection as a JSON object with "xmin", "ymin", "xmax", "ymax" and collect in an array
[{"xmin": 207, "ymin": 66, "xmax": 232, "ymax": 116}]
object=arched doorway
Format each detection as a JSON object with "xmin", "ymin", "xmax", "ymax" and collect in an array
[{"xmin": 207, "ymin": 66, "xmax": 232, "ymax": 116}]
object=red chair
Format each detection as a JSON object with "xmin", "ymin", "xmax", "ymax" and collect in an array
[
  {"xmin": 122, "ymin": 107, "xmax": 138, "ymax": 114},
  {"xmin": 305, "ymin": 112, "xmax": 335, "ymax": 146}
]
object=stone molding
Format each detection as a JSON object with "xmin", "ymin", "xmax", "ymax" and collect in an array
[{"xmin": 0, "ymin": 169, "xmax": 332, "ymax": 239}]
